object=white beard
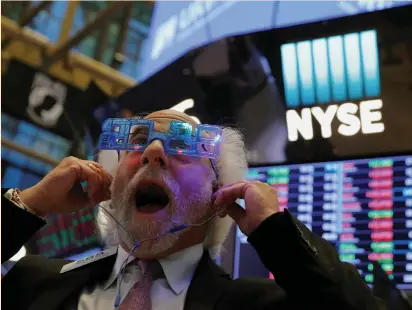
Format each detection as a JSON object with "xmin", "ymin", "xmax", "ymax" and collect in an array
[{"xmin": 109, "ymin": 165, "xmax": 214, "ymax": 257}]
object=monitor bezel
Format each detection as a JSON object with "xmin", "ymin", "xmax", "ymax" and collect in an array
[{"xmin": 248, "ymin": 151, "xmax": 412, "ymax": 169}]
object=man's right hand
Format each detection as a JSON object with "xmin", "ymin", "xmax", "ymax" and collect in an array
[{"xmin": 19, "ymin": 156, "xmax": 113, "ymax": 217}]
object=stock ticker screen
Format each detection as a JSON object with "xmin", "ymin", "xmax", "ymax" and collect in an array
[
  {"xmin": 35, "ymin": 209, "xmax": 102, "ymax": 259},
  {"xmin": 234, "ymin": 155, "xmax": 412, "ymax": 289}
]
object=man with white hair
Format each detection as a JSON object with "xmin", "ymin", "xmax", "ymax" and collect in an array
[{"xmin": 2, "ymin": 110, "xmax": 382, "ymax": 310}]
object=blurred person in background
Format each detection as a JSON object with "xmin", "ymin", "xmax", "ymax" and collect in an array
[{"xmin": 2, "ymin": 110, "xmax": 383, "ymax": 310}]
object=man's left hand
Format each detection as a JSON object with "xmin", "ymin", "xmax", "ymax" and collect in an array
[{"xmin": 213, "ymin": 181, "xmax": 280, "ymax": 236}]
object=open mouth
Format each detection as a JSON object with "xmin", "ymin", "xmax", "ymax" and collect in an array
[{"xmin": 134, "ymin": 180, "xmax": 170, "ymax": 214}]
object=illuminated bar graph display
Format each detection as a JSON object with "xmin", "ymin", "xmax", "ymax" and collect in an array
[
  {"xmin": 235, "ymin": 155, "xmax": 412, "ymax": 288},
  {"xmin": 281, "ymin": 30, "xmax": 380, "ymax": 108}
]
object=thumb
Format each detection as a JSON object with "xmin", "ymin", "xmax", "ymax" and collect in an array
[{"xmin": 226, "ymin": 202, "xmax": 247, "ymax": 225}]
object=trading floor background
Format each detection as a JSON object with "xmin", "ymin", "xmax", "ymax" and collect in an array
[{"xmin": 2, "ymin": 1, "xmax": 412, "ymax": 306}]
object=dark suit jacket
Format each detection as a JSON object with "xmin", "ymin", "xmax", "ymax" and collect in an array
[{"xmin": 1, "ymin": 188, "xmax": 384, "ymax": 310}]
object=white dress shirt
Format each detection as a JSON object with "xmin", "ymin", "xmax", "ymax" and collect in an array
[{"xmin": 76, "ymin": 244, "xmax": 203, "ymax": 310}]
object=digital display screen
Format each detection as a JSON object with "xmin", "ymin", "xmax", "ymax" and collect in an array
[
  {"xmin": 36, "ymin": 208, "xmax": 101, "ymax": 258},
  {"xmin": 234, "ymin": 155, "xmax": 412, "ymax": 289},
  {"xmin": 269, "ymin": 21, "xmax": 412, "ymax": 164}
]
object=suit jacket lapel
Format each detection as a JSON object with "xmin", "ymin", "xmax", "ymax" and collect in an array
[
  {"xmin": 30, "ymin": 254, "xmax": 116, "ymax": 310},
  {"xmin": 184, "ymin": 251, "xmax": 231, "ymax": 310}
]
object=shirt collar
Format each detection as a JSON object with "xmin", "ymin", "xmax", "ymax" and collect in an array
[
  {"xmin": 104, "ymin": 243, "xmax": 204, "ymax": 295},
  {"xmin": 159, "ymin": 243, "xmax": 203, "ymax": 294},
  {"xmin": 104, "ymin": 246, "xmax": 136, "ymax": 290}
]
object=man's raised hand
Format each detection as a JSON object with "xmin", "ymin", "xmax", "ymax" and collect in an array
[
  {"xmin": 213, "ymin": 181, "xmax": 280, "ymax": 236},
  {"xmin": 19, "ymin": 156, "xmax": 113, "ymax": 217}
]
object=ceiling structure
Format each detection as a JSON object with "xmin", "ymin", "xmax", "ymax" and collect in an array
[{"xmin": 1, "ymin": 1, "xmax": 155, "ymax": 96}]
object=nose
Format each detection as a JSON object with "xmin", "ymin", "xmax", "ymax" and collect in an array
[{"xmin": 140, "ymin": 140, "xmax": 169, "ymax": 168}]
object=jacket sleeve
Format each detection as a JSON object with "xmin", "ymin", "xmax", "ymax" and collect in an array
[
  {"xmin": 1, "ymin": 188, "xmax": 46, "ymax": 263},
  {"xmin": 247, "ymin": 210, "xmax": 385, "ymax": 310}
]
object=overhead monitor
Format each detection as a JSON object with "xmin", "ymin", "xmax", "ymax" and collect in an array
[{"xmin": 139, "ymin": 1, "xmax": 411, "ymax": 81}]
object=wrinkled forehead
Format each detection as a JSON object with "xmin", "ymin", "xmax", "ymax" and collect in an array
[{"xmin": 143, "ymin": 110, "xmax": 198, "ymax": 132}]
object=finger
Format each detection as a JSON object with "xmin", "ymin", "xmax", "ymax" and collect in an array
[
  {"xmin": 85, "ymin": 160, "xmax": 103, "ymax": 170},
  {"xmin": 60, "ymin": 156, "xmax": 79, "ymax": 167},
  {"xmin": 214, "ymin": 182, "xmax": 253, "ymax": 206},
  {"xmin": 87, "ymin": 162, "xmax": 105, "ymax": 203},
  {"xmin": 217, "ymin": 181, "xmax": 249, "ymax": 191},
  {"xmin": 94, "ymin": 165, "xmax": 112, "ymax": 202},
  {"xmin": 88, "ymin": 164, "xmax": 113, "ymax": 203},
  {"xmin": 212, "ymin": 181, "xmax": 249, "ymax": 201},
  {"xmin": 87, "ymin": 164, "xmax": 103, "ymax": 201},
  {"xmin": 68, "ymin": 162, "xmax": 100, "ymax": 203},
  {"xmin": 101, "ymin": 169, "xmax": 113, "ymax": 201},
  {"xmin": 60, "ymin": 156, "xmax": 101, "ymax": 168},
  {"xmin": 225, "ymin": 202, "xmax": 247, "ymax": 223}
]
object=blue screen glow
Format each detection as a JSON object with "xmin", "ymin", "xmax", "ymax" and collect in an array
[
  {"xmin": 281, "ymin": 30, "xmax": 380, "ymax": 108},
  {"xmin": 139, "ymin": 1, "xmax": 410, "ymax": 81}
]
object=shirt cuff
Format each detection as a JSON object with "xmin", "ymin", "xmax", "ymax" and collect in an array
[{"xmin": 4, "ymin": 188, "xmax": 46, "ymax": 220}]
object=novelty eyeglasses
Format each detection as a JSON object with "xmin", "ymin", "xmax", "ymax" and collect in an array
[{"xmin": 97, "ymin": 118, "xmax": 222, "ymax": 159}]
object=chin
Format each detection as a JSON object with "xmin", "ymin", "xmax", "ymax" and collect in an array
[
  {"xmin": 129, "ymin": 234, "xmax": 179, "ymax": 259},
  {"xmin": 116, "ymin": 213, "xmax": 180, "ymax": 256}
]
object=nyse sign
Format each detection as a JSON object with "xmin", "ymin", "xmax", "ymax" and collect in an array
[
  {"xmin": 286, "ymin": 99, "xmax": 385, "ymax": 142},
  {"xmin": 281, "ymin": 29, "xmax": 386, "ymax": 142}
]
